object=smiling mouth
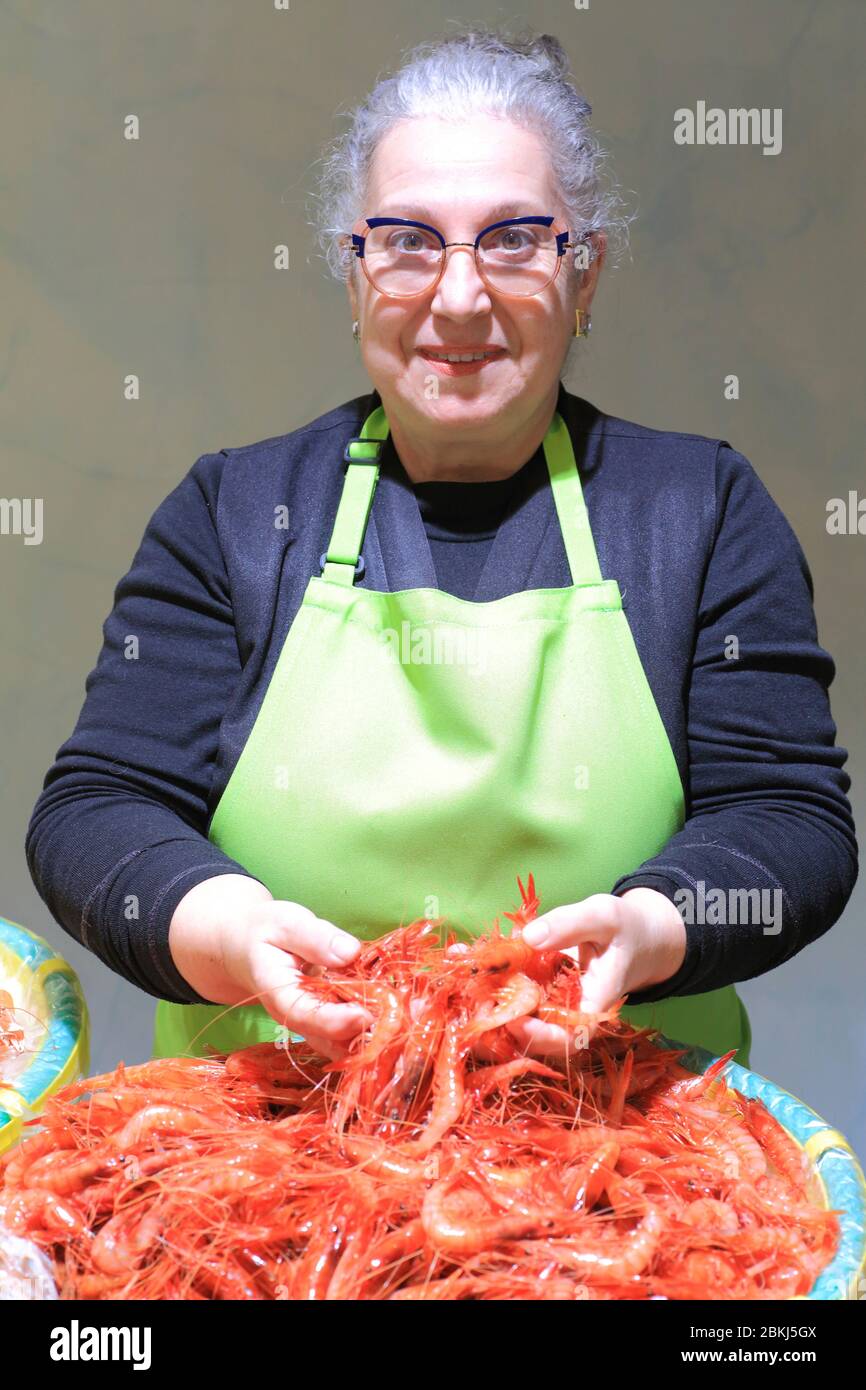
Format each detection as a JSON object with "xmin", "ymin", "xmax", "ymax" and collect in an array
[{"xmin": 417, "ymin": 348, "xmax": 507, "ymax": 367}]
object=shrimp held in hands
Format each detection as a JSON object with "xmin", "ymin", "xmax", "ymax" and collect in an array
[{"xmin": 0, "ymin": 874, "xmax": 838, "ymax": 1301}]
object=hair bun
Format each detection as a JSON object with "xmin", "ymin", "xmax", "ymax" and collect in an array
[{"xmin": 525, "ymin": 33, "xmax": 570, "ymax": 79}]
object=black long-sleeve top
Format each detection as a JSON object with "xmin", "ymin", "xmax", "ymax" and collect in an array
[{"xmin": 25, "ymin": 383, "xmax": 858, "ymax": 1007}]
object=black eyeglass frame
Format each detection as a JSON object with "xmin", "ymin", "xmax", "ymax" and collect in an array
[{"xmin": 349, "ymin": 215, "xmax": 587, "ymax": 299}]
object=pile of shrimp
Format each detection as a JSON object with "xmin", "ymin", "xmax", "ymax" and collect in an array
[{"xmin": 0, "ymin": 877, "xmax": 839, "ymax": 1300}]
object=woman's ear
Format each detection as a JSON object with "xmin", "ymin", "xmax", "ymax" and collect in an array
[{"xmin": 577, "ymin": 230, "xmax": 607, "ymax": 313}]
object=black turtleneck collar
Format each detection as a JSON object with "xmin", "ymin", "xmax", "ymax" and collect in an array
[{"xmin": 366, "ymin": 380, "xmax": 577, "ymax": 523}]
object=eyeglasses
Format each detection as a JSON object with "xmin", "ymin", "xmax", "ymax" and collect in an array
[{"xmin": 349, "ymin": 215, "xmax": 582, "ymax": 299}]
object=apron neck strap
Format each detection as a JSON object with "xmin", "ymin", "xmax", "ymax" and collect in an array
[
  {"xmin": 321, "ymin": 404, "xmax": 603, "ymax": 586},
  {"xmin": 320, "ymin": 406, "xmax": 389, "ymax": 586},
  {"xmin": 542, "ymin": 411, "xmax": 604, "ymax": 584}
]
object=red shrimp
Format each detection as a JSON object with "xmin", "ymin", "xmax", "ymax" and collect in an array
[
  {"xmin": 541, "ymin": 1203, "xmax": 664, "ymax": 1281},
  {"xmin": 601, "ymin": 1046, "xmax": 634, "ymax": 1127},
  {"xmin": 91, "ymin": 1208, "xmax": 164, "ymax": 1275},
  {"xmin": 63, "ymin": 1088, "xmax": 246, "ymax": 1137},
  {"xmin": 462, "ymin": 972, "xmax": 542, "ymax": 1042},
  {"xmin": 354, "ymin": 915, "xmax": 441, "ymax": 980},
  {"xmin": 73, "ymin": 1272, "xmax": 132, "ymax": 1299},
  {"xmin": 563, "ymin": 1139, "xmax": 621, "ymax": 1211},
  {"xmin": 294, "ymin": 1211, "xmax": 351, "ymax": 1300},
  {"xmin": 509, "ymin": 1118, "xmax": 668, "ymax": 1159},
  {"xmin": 22, "ymin": 1147, "xmax": 120, "ymax": 1194},
  {"xmin": 678, "ymin": 1108, "xmax": 768, "ymax": 1183},
  {"xmin": 462, "ymin": 1159, "xmax": 564, "ymax": 1215},
  {"xmin": 57, "ymin": 1055, "xmax": 228, "ymax": 1102},
  {"xmin": 0, "ymin": 1124, "xmax": 69, "ymax": 1185},
  {"xmin": 534, "ymin": 1002, "xmax": 621, "ymax": 1043},
  {"xmin": 370, "ymin": 997, "xmax": 442, "ymax": 1127},
  {"xmin": 738, "ymin": 1097, "xmax": 813, "ymax": 1193},
  {"xmin": 463, "ymin": 930, "xmax": 557, "ymax": 995},
  {"xmin": 616, "ymin": 1146, "xmax": 672, "ymax": 1176},
  {"xmin": 311, "ymin": 979, "xmax": 406, "ymax": 1131},
  {"xmin": 110, "ymin": 1103, "xmax": 220, "ymax": 1151},
  {"xmin": 659, "ymin": 1049, "xmax": 736, "ymax": 1101},
  {"xmin": 657, "ymin": 1248, "xmax": 746, "ymax": 1296},
  {"xmin": 349, "ymin": 1217, "xmax": 426, "ymax": 1297},
  {"xmin": 325, "ymin": 1207, "xmax": 388, "ymax": 1300},
  {"xmin": 460, "ymin": 876, "xmax": 558, "ymax": 992},
  {"xmin": 502, "ymin": 872, "xmax": 541, "ymax": 928},
  {"xmin": 680, "ymin": 1196, "xmax": 741, "ymax": 1237},
  {"xmin": 315, "ymin": 980, "xmax": 404, "ymax": 1070},
  {"xmin": 421, "ymin": 1174, "xmax": 556, "ymax": 1255},
  {"xmin": 464, "ymin": 1057, "xmax": 561, "ymax": 1103},
  {"xmin": 224, "ymin": 1042, "xmax": 325, "ymax": 1089},
  {"xmin": 402, "ymin": 1016, "xmax": 469, "ymax": 1155},
  {"xmin": 0, "ymin": 1187, "xmax": 90, "ymax": 1240},
  {"xmin": 177, "ymin": 1249, "xmax": 265, "ymax": 1301},
  {"xmin": 339, "ymin": 1134, "xmax": 429, "ymax": 1182}
]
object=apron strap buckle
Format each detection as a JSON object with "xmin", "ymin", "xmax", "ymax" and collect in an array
[
  {"xmin": 319, "ymin": 550, "xmax": 365, "ymax": 580},
  {"xmin": 343, "ymin": 437, "xmax": 387, "ymax": 469}
]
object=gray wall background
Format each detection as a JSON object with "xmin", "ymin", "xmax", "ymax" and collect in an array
[{"xmin": 2, "ymin": 2, "xmax": 863, "ymax": 1152}]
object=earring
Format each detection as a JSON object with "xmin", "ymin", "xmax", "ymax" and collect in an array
[
  {"xmin": 352, "ymin": 320, "xmax": 361, "ymax": 344},
  {"xmin": 574, "ymin": 309, "xmax": 592, "ymax": 338}
]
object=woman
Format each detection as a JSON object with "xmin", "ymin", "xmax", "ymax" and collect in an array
[{"xmin": 26, "ymin": 31, "xmax": 856, "ymax": 1069}]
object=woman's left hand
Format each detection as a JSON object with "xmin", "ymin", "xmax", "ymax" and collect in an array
[{"xmin": 504, "ymin": 887, "xmax": 688, "ymax": 1059}]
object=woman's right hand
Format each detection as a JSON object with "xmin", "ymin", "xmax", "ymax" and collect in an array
[{"xmin": 168, "ymin": 874, "xmax": 373, "ymax": 1059}]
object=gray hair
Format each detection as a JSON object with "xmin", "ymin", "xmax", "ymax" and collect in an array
[{"xmin": 311, "ymin": 27, "xmax": 633, "ymax": 287}]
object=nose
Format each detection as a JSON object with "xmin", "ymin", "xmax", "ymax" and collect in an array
[{"xmin": 430, "ymin": 245, "xmax": 492, "ymax": 319}]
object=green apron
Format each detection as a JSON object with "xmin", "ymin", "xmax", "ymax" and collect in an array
[{"xmin": 154, "ymin": 405, "xmax": 751, "ymax": 1067}]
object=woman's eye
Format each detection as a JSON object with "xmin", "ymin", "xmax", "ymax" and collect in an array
[
  {"xmin": 488, "ymin": 227, "xmax": 536, "ymax": 254},
  {"xmin": 389, "ymin": 231, "xmax": 427, "ymax": 253}
]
